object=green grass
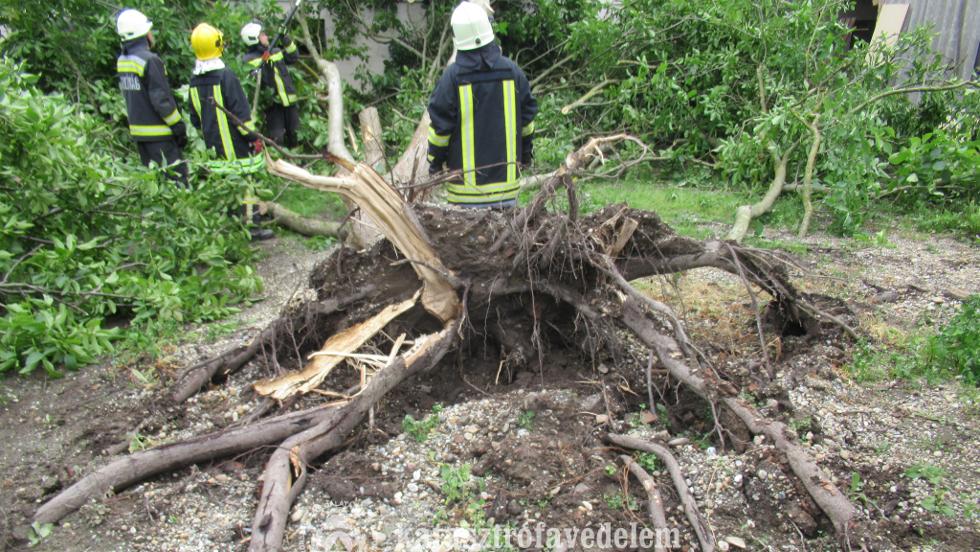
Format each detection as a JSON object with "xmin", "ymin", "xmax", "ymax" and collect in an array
[
  {"xmin": 846, "ymin": 296, "xmax": 979, "ymax": 386},
  {"xmin": 518, "ymin": 166, "xmax": 809, "ymax": 242},
  {"xmin": 903, "ymin": 202, "xmax": 980, "ymax": 240}
]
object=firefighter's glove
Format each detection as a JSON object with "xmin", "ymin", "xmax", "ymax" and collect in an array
[{"xmin": 173, "ymin": 123, "xmax": 188, "ymax": 149}]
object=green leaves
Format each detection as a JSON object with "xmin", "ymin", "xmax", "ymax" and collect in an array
[{"xmin": 0, "ymin": 59, "xmax": 260, "ymax": 376}]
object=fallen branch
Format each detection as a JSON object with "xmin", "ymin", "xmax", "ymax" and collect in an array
[
  {"xmin": 794, "ymin": 109, "xmax": 823, "ymax": 239},
  {"xmin": 561, "ymin": 78, "xmax": 617, "ymax": 115},
  {"xmin": 726, "ymin": 144, "xmax": 798, "ymax": 243},
  {"xmin": 259, "ymin": 201, "xmax": 346, "ymax": 238}
]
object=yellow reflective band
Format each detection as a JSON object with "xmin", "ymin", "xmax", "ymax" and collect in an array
[
  {"xmin": 273, "ymin": 70, "xmax": 290, "ymax": 105},
  {"xmin": 427, "ymin": 154, "xmax": 435, "ymax": 162},
  {"xmin": 213, "ymin": 85, "xmax": 236, "ymax": 161},
  {"xmin": 247, "ymin": 57, "xmax": 263, "ymax": 67},
  {"xmin": 502, "ymin": 79, "xmax": 517, "ymax": 184},
  {"xmin": 238, "ymin": 118, "xmax": 256, "ymax": 135},
  {"xmin": 446, "ymin": 181, "xmax": 521, "ymax": 204},
  {"xmin": 116, "ymin": 62, "xmax": 145, "ymax": 77},
  {"xmin": 190, "ymin": 87, "xmax": 202, "ymax": 119},
  {"xmin": 208, "ymin": 155, "xmax": 265, "ymax": 175},
  {"xmin": 284, "ymin": 41, "xmax": 298, "ymax": 54},
  {"xmin": 522, "ymin": 121, "xmax": 535, "ymax": 137},
  {"xmin": 427, "ymin": 127, "xmax": 450, "ymax": 147},
  {"xmin": 447, "ymin": 180, "xmax": 521, "ymax": 194},
  {"xmin": 269, "ymin": 51, "xmax": 285, "ymax": 62},
  {"xmin": 162, "ymin": 109, "xmax": 181, "ymax": 126},
  {"xmin": 458, "ymin": 84, "xmax": 476, "ymax": 188},
  {"xmin": 130, "ymin": 124, "xmax": 173, "ymax": 137}
]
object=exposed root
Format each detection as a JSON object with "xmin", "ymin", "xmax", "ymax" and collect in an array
[
  {"xmin": 248, "ymin": 320, "xmax": 459, "ymax": 552},
  {"xmin": 618, "ymin": 303, "xmax": 861, "ymax": 540},
  {"xmin": 34, "ymin": 401, "xmax": 346, "ymax": 524},
  {"xmin": 618, "ymin": 454, "xmax": 670, "ymax": 552},
  {"xmin": 609, "ymin": 433, "xmax": 716, "ymax": 552}
]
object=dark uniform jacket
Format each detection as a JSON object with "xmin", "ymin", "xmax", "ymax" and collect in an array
[
  {"xmin": 242, "ymin": 37, "xmax": 300, "ymax": 106},
  {"xmin": 188, "ymin": 67, "xmax": 260, "ymax": 169},
  {"xmin": 117, "ymin": 37, "xmax": 185, "ymax": 142},
  {"xmin": 427, "ymin": 43, "xmax": 537, "ymax": 205}
]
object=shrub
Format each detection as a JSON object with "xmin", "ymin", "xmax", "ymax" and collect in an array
[{"xmin": 0, "ymin": 60, "xmax": 261, "ymax": 376}]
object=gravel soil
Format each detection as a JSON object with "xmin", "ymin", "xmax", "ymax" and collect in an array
[{"xmin": 0, "ymin": 227, "xmax": 976, "ymax": 552}]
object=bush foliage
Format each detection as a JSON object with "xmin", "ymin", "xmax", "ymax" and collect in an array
[{"xmin": 0, "ymin": 61, "xmax": 261, "ymax": 376}]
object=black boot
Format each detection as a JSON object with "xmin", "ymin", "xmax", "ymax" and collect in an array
[{"xmin": 249, "ymin": 226, "xmax": 275, "ymax": 241}]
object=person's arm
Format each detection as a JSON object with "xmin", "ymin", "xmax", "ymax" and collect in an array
[
  {"xmin": 516, "ymin": 66, "xmax": 538, "ymax": 165},
  {"xmin": 145, "ymin": 56, "xmax": 185, "ymax": 138},
  {"xmin": 427, "ymin": 69, "xmax": 458, "ymax": 174},
  {"xmin": 223, "ymin": 71, "xmax": 259, "ymax": 141},
  {"xmin": 188, "ymin": 85, "xmax": 201, "ymax": 131},
  {"xmin": 281, "ymin": 36, "xmax": 299, "ymax": 64}
]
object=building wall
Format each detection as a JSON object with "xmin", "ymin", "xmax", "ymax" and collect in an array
[{"xmin": 880, "ymin": 0, "xmax": 980, "ymax": 80}]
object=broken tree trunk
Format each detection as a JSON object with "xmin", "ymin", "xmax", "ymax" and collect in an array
[{"xmin": 359, "ymin": 106, "xmax": 386, "ymax": 173}]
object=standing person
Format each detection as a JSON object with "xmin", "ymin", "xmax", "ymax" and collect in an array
[
  {"xmin": 240, "ymin": 22, "xmax": 301, "ymax": 148},
  {"xmin": 427, "ymin": 1, "xmax": 537, "ymax": 208},
  {"xmin": 115, "ymin": 8, "xmax": 188, "ymax": 186},
  {"xmin": 187, "ymin": 23, "xmax": 274, "ymax": 241}
]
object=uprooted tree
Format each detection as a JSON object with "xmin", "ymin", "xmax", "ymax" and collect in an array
[
  {"xmin": 35, "ymin": 83, "xmax": 868, "ymax": 552},
  {"xmin": 33, "ymin": 6, "xmax": 875, "ymax": 552}
]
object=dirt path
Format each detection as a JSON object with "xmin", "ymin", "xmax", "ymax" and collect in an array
[{"xmin": 1, "ymin": 228, "xmax": 976, "ymax": 551}]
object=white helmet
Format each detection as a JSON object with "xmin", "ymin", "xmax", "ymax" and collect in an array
[
  {"xmin": 240, "ymin": 22, "xmax": 263, "ymax": 46},
  {"xmin": 469, "ymin": 0, "xmax": 494, "ymax": 16},
  {"xmin": 116, "ymin": 9, "xmax": 153, "ymax": 41},
  {"xmin": 452, "ymin": 1, "xmax": 494, "ymax": 51}
]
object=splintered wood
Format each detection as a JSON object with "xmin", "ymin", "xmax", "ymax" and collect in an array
[
  {"xmin": 266, "ymin": 156, "xmax": 461, "ymax": 323},
  {"xmin": 253, "ymin": 291, "xmax": 420, "ymax": 400}
]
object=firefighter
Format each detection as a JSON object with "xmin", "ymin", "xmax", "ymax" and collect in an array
[
  {"xmin": 240, "ymin": 22, "xmax": 301, "ymax": 148},
  {"xmin": 427, "ymin": 1, "xmax": 537, "ymax": 208},
  {"xmin": 115, "ymin": 9, "xmax": 188, "ymax": 186},
  {"xmin": 188, "ymin": 23, "xmax": 274, "ymax": 241}
]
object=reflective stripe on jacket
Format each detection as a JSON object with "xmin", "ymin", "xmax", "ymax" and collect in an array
[
  {"xmin": 427, "ymin": 43, "xmax": 537, "ymax": 205},
  {"xmin": 117, "ymin": 38, "xmax": 184, "ymax": 142},
  {"xmin": 242, "ymin": 38, "xmax": 300, "ymax": 107},
  {"xmin": 188, "ymin": 67, "xmax": 256, "ymax": 162}
]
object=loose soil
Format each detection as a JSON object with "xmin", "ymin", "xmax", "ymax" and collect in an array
[{"xmin": 1, "ymin": 227, "xmax": 977, "ymax": 552}]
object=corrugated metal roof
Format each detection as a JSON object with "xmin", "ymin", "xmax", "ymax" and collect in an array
[{"xmin": 881, "ymin": 0, "xmax": 980, "ymax": 80}]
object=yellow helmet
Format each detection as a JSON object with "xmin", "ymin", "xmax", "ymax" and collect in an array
[{"xmin": 191, "ymin": 23, "xmax": 224, "ymax": 60}]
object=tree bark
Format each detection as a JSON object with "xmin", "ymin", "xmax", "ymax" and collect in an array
[
  {"xmin": 726, "ymin": 146, "xmax": 796, "ymax": 242},
  {"xmin": 260, "ymin": 201, "xmax": 345, "ymax": 238}
]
